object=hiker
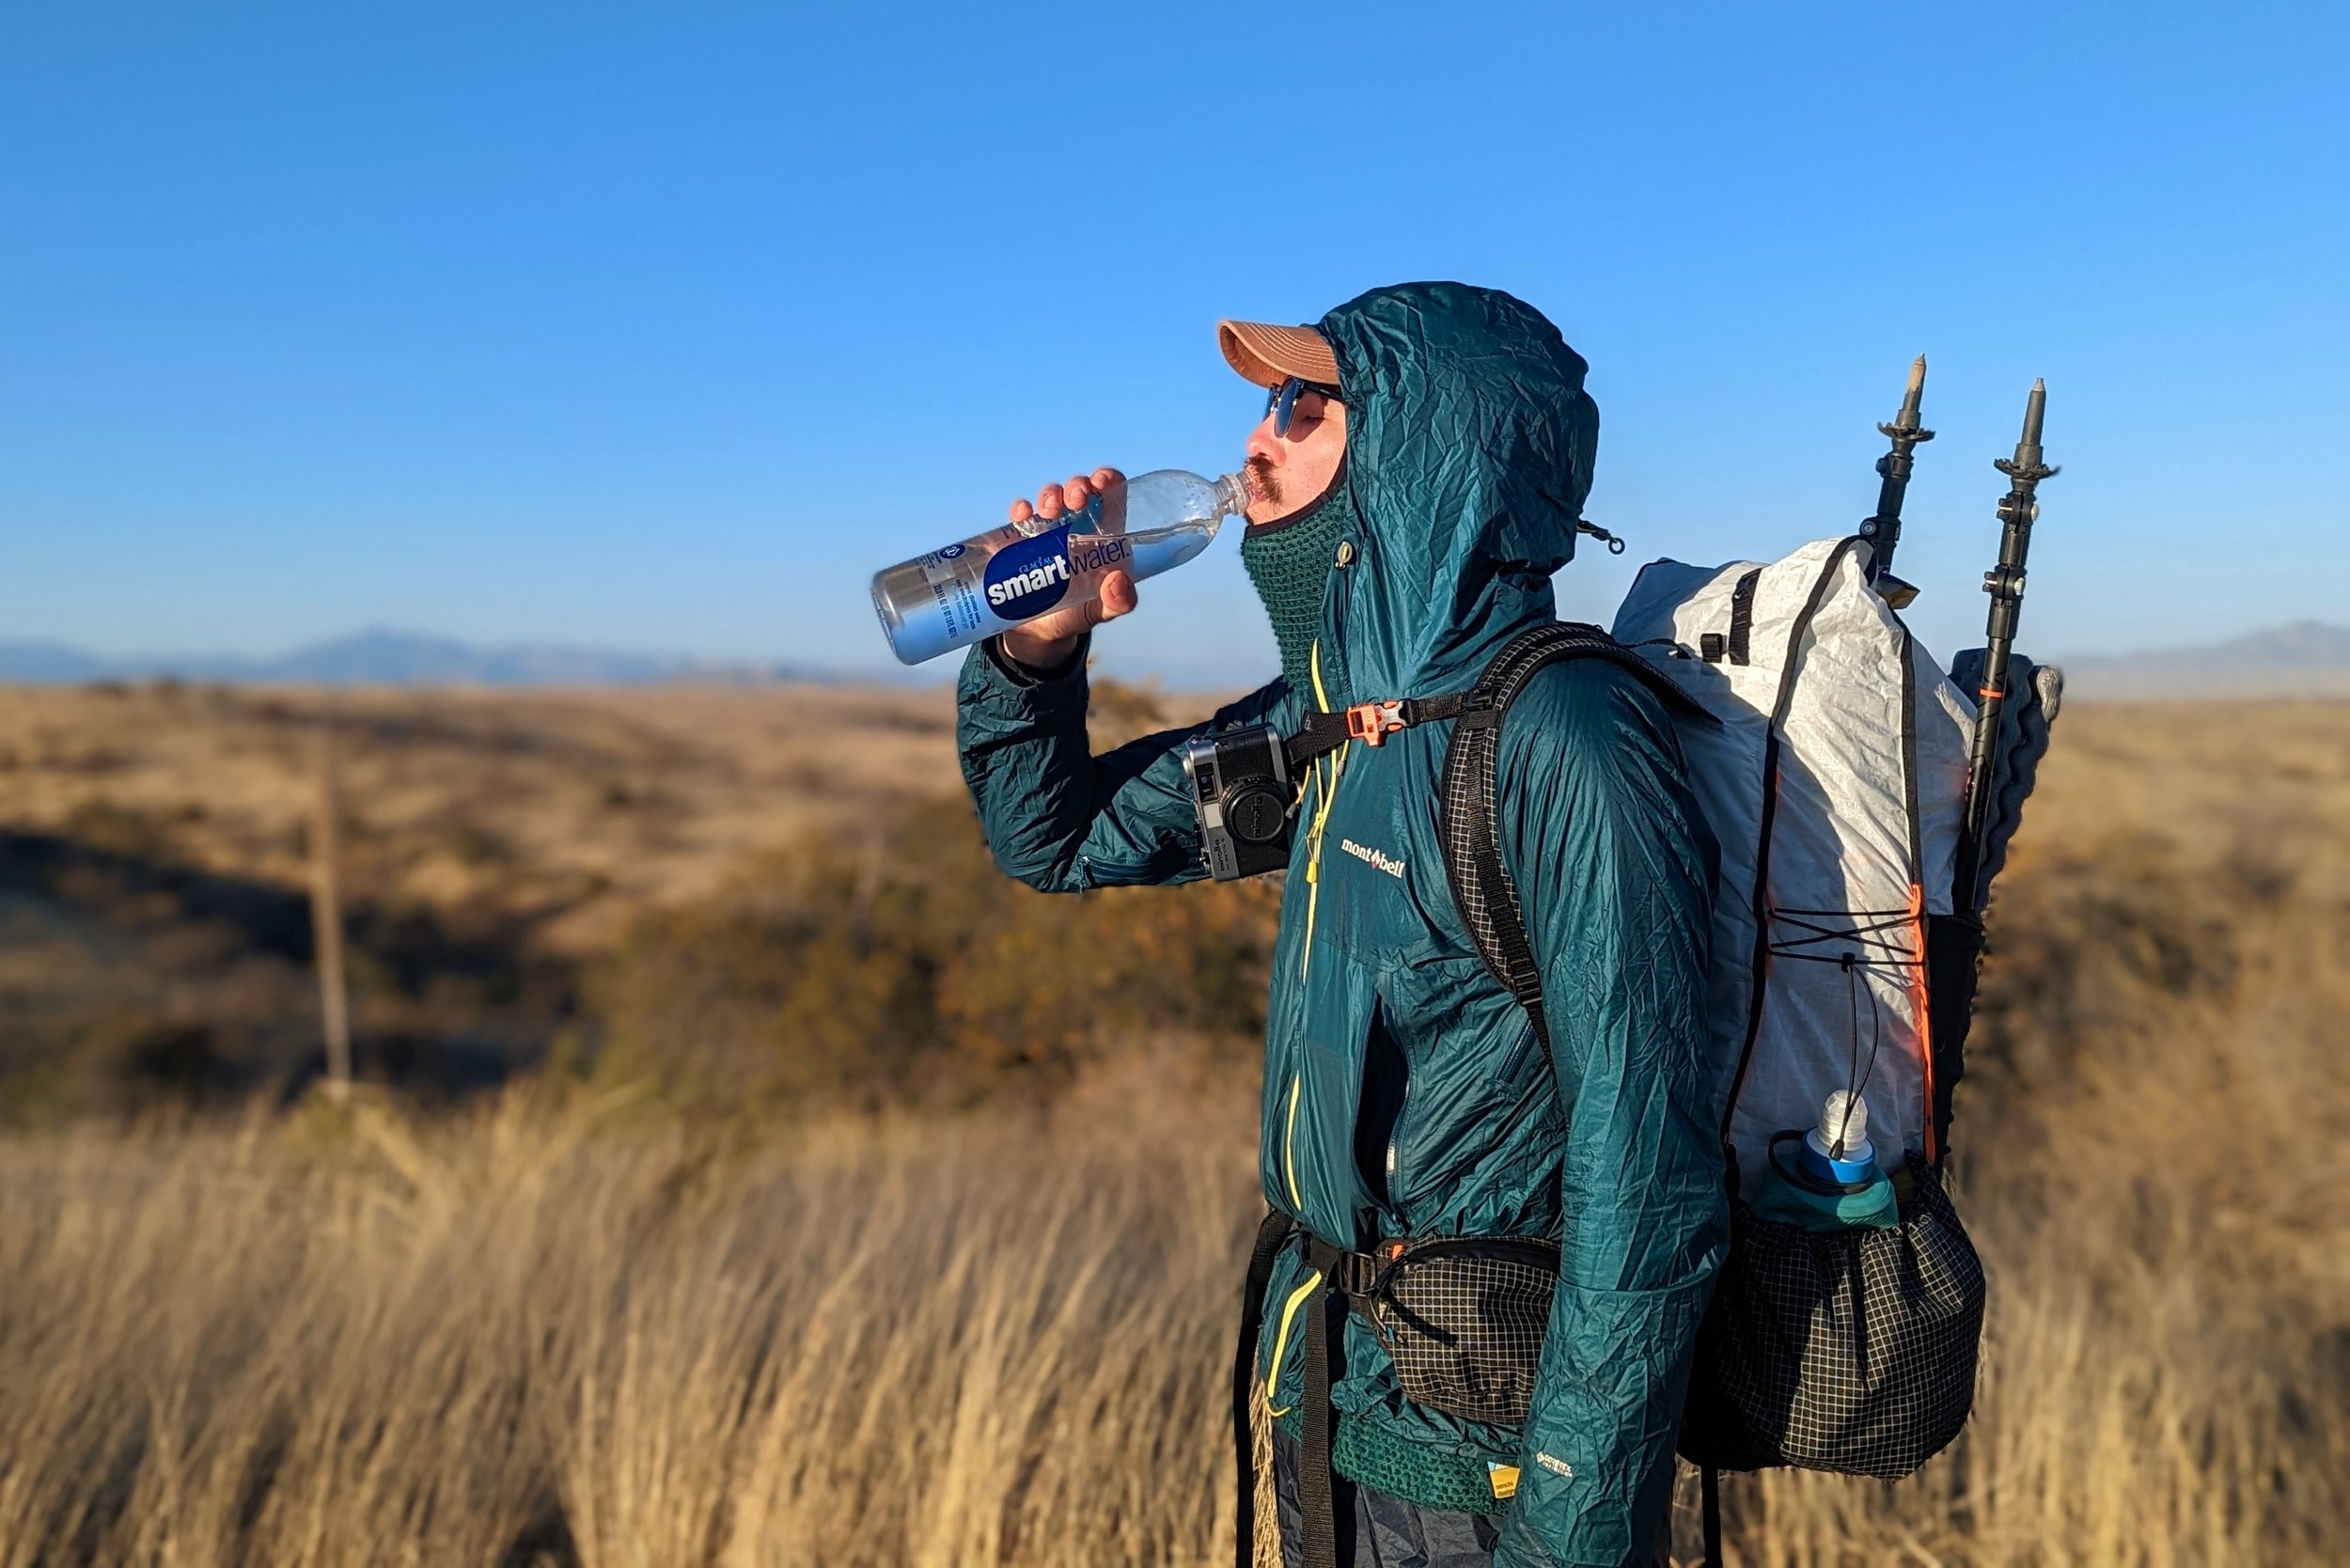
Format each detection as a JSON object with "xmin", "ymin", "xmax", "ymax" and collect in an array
[{"xmin": 955, "ymin": 282, "xmax": 1724, "ymax": 1567}]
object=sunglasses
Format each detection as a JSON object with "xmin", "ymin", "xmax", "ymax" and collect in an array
[{"xmin": 1264, "ymin": 376, "xmax": 1342, "ymax": 437}]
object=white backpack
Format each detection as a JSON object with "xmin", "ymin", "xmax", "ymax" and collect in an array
[{"xmin": 1611, "ymin": 535, "xmax": 1978, "ymax": 1173}]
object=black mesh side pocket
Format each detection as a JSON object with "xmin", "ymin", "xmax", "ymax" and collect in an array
[
  {"xmin": 1366, "ymin": 1237, "xmax": 1559, "ymax": 1426},
  {"xmin": 1680, "ymin": 1154, "xmax": 1985, "ymax": 1479}
]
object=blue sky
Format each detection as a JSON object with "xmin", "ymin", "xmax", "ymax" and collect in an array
[{"xmin": 2, "ymin": 2, "xmax": 2342, "ymax": 686}]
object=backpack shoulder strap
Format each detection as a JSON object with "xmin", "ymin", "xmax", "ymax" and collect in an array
[{"xmin": 1437, "ymin": 622, "xmax": 1703, "ymax": 1049}]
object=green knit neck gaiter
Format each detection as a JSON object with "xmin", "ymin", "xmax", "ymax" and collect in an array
[{"xmin": 1241, "ymin": 483, "xmax": 1349, "ymax": 699}]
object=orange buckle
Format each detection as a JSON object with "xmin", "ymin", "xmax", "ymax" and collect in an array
[{"xmin": 1347, "ymin": 699, "xmax": 1407, "ymax": 745}]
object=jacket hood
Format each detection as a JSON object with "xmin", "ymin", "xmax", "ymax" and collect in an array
[{"xmin": 1308, "ymin": 282, "xmax": 1597, "ymax": 704}]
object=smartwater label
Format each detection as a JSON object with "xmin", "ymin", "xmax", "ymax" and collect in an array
[
  {"xmin": 983, "ymin": 526, "xmax": 1075, "ymax": 620},
  {"xmin": 918, "ymin": 544, "xmax": 988, "ymax": 647},
  {"xmin": 1069, "ymin": 530, "xmax": 1134, "ymax": 577},
  {"xmin": 979, "ymin": 527, "xmax": 1135, "ymax": 627}
]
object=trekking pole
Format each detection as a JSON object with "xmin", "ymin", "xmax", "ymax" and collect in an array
[
  {"xmin": 1953, "ymin": 380, "xmax": 2057, "ymax": 914},
  {"xmin": 1857, "ymin": 354, "xmax": 1935, "ymax": 609}
]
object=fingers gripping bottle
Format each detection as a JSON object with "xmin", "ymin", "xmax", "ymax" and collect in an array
[{"xmin": 870, "ymin": 469, "xmax": 1247, "ymax": 665}]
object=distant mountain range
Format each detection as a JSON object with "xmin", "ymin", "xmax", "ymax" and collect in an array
[
  {"xmin": 0, "ymin": 629, "xmax": 809, "ymax": 687},
  {"xmin": 2, "ymin": 621, "xmax": 2345, "ymax": 697},
  {"xmin": 2056, "ymin": 620, "xmax": 2350, "ymax": 699}
]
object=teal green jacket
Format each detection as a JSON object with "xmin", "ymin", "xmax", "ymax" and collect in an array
[{"xmin": 956, "ymin": 283, "xmax": 1724, "ymax": 1566}]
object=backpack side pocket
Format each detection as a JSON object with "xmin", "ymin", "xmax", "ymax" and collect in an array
[
  {"xmin": 1680, "ymin": 1153, "xmax": 1984, "ymax": 1479},
  {"xmin": 1369, "ymin": 1236, "xmax": 1559, "ymax": 1427}
]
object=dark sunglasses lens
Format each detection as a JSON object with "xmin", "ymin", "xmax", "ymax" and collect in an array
[{"xmin": 1273, "ymin": 378, "xmax": 1303, "ymax": 437}]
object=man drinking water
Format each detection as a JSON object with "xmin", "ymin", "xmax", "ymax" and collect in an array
[{"xmin": 955, "ymin": 283, "xmax": 1722, "ymax": 1567}]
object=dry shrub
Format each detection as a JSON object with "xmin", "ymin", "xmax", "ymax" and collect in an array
[{"xmin": 583, "ymin": 792, "xmax": 1280, "ymax": 1111}]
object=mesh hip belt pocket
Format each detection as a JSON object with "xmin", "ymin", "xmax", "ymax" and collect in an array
[
  {"xmin": 1680, "ymin": 1154, "xmax": 1985, "ymax": 1480},
  {"xmin": 1367, "ymin": 1237, "xmax": 1559, "ymax": 1427}
]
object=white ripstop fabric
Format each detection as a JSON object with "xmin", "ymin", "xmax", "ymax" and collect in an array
[{"xmin": 1611, "ymin": 539, "xmax": 1974, "ymax": 1168}]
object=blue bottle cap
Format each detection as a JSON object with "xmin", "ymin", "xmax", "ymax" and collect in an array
[{"xmin": 1800, "ymin": 1124, "xmax": 1879, "ymax": 1187}]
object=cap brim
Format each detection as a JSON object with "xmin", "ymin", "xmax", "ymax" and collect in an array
[{"xmin": 1218, "ymin": 320, "xmax": 1340, "ymax": 390}]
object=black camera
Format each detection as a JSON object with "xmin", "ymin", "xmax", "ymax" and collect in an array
[{"xmin": 1183, "ymin": 724, "xmax": 1294, "ymax": 880}]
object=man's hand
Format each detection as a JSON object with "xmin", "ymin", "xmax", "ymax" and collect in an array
[{"xmin": 998, "ymin": 467, "xmax": 1136, "ymax": 670}]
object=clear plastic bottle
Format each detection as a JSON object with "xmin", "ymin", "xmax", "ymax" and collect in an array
[
  {"xmin": 870, "ymin": 469, "xmax": 1247, "ymax": 666},
  {"xmin": 1800, "ymin": 1090, "xmax": 1880, "ymax": 1187},
  {"xmin": 1755, "ymin": 1090, "xmax": 1901, "ymax": 1232}
]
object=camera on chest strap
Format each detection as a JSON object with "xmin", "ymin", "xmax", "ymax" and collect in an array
[
  {"xmin": 1183, "ymin": 699, "xmax": 1444, "ymax": 882},
  {"xmin": 1182, "ymin": 725, "xmax": 1293, "ymax": 881}
]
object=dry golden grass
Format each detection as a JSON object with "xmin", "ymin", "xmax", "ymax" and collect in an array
[
  {"xmin": 0, "ymin": 681, "xmax": 965, "ymax": 956},
  {"xmin": 0, "ymin": 1083, "xmax": 1257, "ymax": 1567},
  {"xmin": 0, "ymin": 695, "xmax": 2343, "ymax": 1564},
  {"xmin": 0, "ymin": 674, "xmax": 1231, "ymax": 1114}
]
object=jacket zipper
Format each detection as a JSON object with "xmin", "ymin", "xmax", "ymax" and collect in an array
[
  {"xmin": 1496, "ymin": 1018, "xmax": 1537, "ymax": 1085},
  {"xmin": 1282, "ymin": 1073, "xmax": 1304, "ymax": 1211},
  {"xmin": 1385, "ymin": 1049, "xmax": 1412, "ymax": 1203},
  {"xmin": 1388, "ymin": 1023, "xmax": 1533, "ymax": 1216}
]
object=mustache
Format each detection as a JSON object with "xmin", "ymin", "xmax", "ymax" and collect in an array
[{"xmin": 1244, "ymin": 456, "xmax": 1282, "ymax": 507}]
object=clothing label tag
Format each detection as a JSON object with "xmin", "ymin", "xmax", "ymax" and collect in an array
[{"xmin": 1486, "ymin": 1462, "xmax": 1520, "ymax": 1499}]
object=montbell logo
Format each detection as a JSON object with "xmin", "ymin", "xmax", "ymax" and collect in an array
[{"xmin": 1340, "ymin": 839, "xmax": 1405, "ymax": 878}]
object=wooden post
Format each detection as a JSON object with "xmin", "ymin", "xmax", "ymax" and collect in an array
[{"xmin": 311, "ymin": 722, "xmax": 352, "ymax": 1098}]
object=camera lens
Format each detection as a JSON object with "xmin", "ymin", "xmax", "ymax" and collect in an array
[{"xmin": 1227, "ymin": 783, "xmax": 1288, "ymax": 845}]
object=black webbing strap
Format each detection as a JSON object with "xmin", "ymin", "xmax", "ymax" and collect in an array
[
  {"xmin": 1725, "ymin": 569, "xmax": 1762, "ymax": 666},
  {"xmin": 1435, "ymin": 622, "xmax": 1710, "ymax": 1050},
  {"xmin": 1231, "ymin": 1208, "xmax": 1294, "ymax": 1568},
  {"xmin": 1282, "ymin": 692, "xmax": 1478, "ymax": 775},
  {"xmin": 1298, "ymin": 1233, "xmax": 1350, "ymax": 1568},
  {"xmin": 1231, "ymin": 1206, "xmax": 1421, "ymax": 1568},
  {"xmin": 1700, "ymin": 1464, "xmax": 1723, "ymax": 1565}
]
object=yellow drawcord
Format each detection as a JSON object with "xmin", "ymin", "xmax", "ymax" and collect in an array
[
  {"xmin": 1299, "ymin": 640, "xmax": 1348, "ymax": 981},
  {"xmin": 1282, "ymin": 1074, "xmax": 1304, "ymax": 1209},
  {"xmin": 1264, "ymin": 1269, "xmax": 1324, "ymax": 1416}
]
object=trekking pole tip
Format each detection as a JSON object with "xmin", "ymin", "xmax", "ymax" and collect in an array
[
  {"xmin": 2020, "ymin": 380, "xmax": 2047, "ymax": 447},
  {"xmin": 1889, "ymin": 355, "xmax": 1931, "ymax": 434}
]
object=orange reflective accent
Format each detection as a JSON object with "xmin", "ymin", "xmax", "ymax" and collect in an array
[
  {"xmin": 1978, "ymin": 685, "xmax": 2003, "ymax": 699},
  {"xmin": 1907, "ymin": 882, "xmax": 1938, "ymax": 1166}
]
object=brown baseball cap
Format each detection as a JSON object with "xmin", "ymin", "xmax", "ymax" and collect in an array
[{"xmin": 1217, "ymin": 318, "xmax": 1340, "ymax": 391}]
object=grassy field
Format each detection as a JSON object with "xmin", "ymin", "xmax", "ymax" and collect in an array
[
  {"xmin": 0, "ymin": 680, "xmax": 966, "ymax": 1114},
  {"xmin": 0, "ymin": 676, "xmax": 1214, "ymax": 1115},
  {"xmin": 0, "ymin": 680, "xmax": 962, "ymax": 958},
  {"xmin": 0, "ymin": 689, "xmax": 2344, "ymax": 1563}
]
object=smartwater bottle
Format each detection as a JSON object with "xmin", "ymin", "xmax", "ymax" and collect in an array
[{"xmin": 870, "ymin": 469, "xmax": 1247, "ymax": 665}]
